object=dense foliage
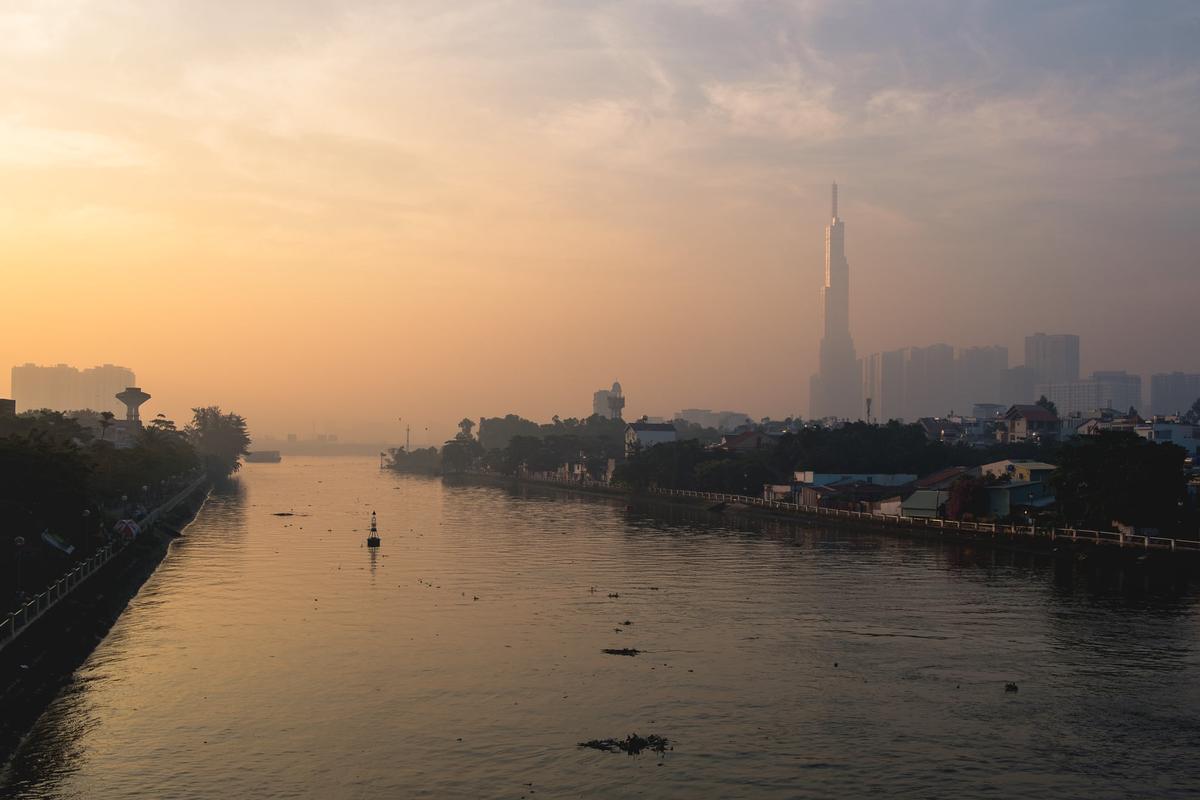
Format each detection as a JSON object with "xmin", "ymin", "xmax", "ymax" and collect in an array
[
  {"xmin": 613, "ymin": 421, "xmax": 1050, "ymax": 492},
  {"xmin": 186, "ymin": 406, "xmax": 251, "ymax": 479},
  {"xmin": 477, "ymin": 413, "xmax": 628, "ymax": 455},
  {"xmin": 1050, "ymin": 431, "xmax": 1190, "ymax": 532},
  {"xmin": 2, "ymin": 406, "xmax": 250, "ymax": 608},
  {"xmin": 386, "ymin": 446, "xmax": 440, "ymax": 474}
]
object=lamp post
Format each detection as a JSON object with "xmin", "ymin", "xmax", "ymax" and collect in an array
[
  {"xmin": 82, "ymin": 509, "xmax": 91, "ymax": 556},
  {"xmin": 13, "ymin": 536, "xmax": 25, "ymax": 598}
]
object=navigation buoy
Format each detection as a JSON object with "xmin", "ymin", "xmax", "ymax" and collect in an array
[{"xmin": 367, "ymin": 510, "xmax": 380, "ymax": 548}]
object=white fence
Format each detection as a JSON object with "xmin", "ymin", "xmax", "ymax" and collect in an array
[
  {"xmin": 0, "ymin": 475, "xmax": 207, "ymax": 651},
  {"xmin": 650, "ymin": 488, "xmax": 1200, "ymax": 553},
  {"xmin": 463, "ymin": 472, "xmax": 1200, "ymax": 553}
]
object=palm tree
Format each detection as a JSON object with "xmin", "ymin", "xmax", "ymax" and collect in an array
[{"xmin": 98, "ymin": 411, "xmax": 115, "ymax": 442}]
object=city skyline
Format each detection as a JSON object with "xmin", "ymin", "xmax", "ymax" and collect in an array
[{"xmin": 1, "ymin": 1, "xmax": 1198, "ymax": 440}]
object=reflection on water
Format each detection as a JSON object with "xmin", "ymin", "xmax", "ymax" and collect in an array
[{"xmin": 3, "ymin": 457, "xmax": 1199, "ymax": 799}]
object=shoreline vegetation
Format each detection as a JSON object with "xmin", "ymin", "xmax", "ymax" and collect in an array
[
  {"xmin": 395, "ymin": 411, "xmax": 1198, "ymax": 539},
  {"xmin": 0, "ymin": 405, "xmax": 251, "ymax": 764}
]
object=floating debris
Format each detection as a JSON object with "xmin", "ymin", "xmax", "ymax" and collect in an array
[
  {"xmin": 607, "ymin": 593, "xmax": 619, "ymax": 598},
  {"xmin": 272, "ymin": 512, "xmax": 294, "ymax": 517},
  {"xmin": 578, "ymin": 734, "xmax": 670, "ymax": 755},
  {"xmin": 1005, "ymin": 682, "xmax": 1019, "ymax": 693},
  {"xmin": 602, "ymin": 648, "xmax": 640, "ymax": 657}
]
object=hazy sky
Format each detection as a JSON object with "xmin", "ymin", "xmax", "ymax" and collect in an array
[{"xmin": 2, "ymin": 1, "xmax": 1198, "ymax": 443}]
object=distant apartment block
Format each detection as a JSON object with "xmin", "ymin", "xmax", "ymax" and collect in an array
[
  {"xmin": 675, "ymin": 408, "xmax": 752, "ymax": 431},
  {"xmin": 0, "ymin": 398, "xmax": 14, "ymax": 417},
  {"xmin": 1036, "ymin": 371, "xmax": 1141, "ymax": 416},
  {"xmin": 1024, "ymin": 333, "xmax": 1080, "ymax": 383},
  {"xmin": 11, "ymin": 362, "xmax": 136, "ymax": 414},
  {"xmin": 1150, "ymin": 372, "xmax": 1200, "ymax": 416},
  {"xmin": 861, "ymin": 343, "xmax": 1010, "ymax": 422}
]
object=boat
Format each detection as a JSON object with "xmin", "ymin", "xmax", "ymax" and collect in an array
[
  {"xmin": 245, "ymin": 450, "xmax": 282, "ymax": 463},
  {"xmin": 367, "ymin": 511, "xmax": 380, "ymax": 548}
]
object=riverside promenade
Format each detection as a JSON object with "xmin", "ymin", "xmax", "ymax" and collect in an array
[
  {"xmin": 450, "ymin": 471, "xmax": 1200, "ymax": 556},
  {"xmin": 0, "ymin": 474, "xmax": 209, "ymax": 652}
]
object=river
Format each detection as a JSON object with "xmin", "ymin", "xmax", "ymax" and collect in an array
[{"xmin": 2, "ymin": 456, "xmax": 1199, "ymax": 798}]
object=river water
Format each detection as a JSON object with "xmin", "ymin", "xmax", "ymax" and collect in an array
[{"xmin": 2, "ymin": 456, "xmax": 1199, "ymax": 799}]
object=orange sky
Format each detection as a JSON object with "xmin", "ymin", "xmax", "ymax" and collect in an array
[{"xmin": 3, "ymin": 2, "xmax": 1198, "ymax": 444}]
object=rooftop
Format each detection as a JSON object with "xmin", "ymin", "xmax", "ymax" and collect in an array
[{"xmin": 627, "ymin": 421, "xmax": 676, "ymax": 432}]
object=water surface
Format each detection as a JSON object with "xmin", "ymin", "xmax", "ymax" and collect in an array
[{"xmin": 3, "ymin": 457, "xmax": 1198, "ymax": 798}]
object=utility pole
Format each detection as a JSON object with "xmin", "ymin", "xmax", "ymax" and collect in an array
[{"xmin": 406, "ymin": 425, "xmax": 410, "ymax": 452}]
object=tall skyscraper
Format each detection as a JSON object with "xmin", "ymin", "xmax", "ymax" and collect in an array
[
  {"xmin": 809, "ymin": 183, "xmax": 861, "ymax": 420},
  {"xmin": 1024, "ymin": 333, "xmax": 1080, "ymax": 384}
]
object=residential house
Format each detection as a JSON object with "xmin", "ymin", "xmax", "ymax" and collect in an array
[
  {"xmin": 979, "ymin": 459, "xmax": 1057, "ymax": 484},
  {"xmin": 996, "ymin": 404, "xmax": 1059, "ymax": 443},
  {"xmin": 902, "ymin": 489, "xmax": 951, "ymax": 518},
  {"xmin": 720, "ymin": 430, "xmax": 780, "ymax": 452},
  {"xmin": 986, "ymin": 481, "xmax": 1055, "ymax": 519},
  {"xmin": 914, "ymin": 466, "xmax": 971, "ymax": 489},
  {"xmin": 1135, "ymin": 420, "xmax": 1200, "ymax": 458},
  {"xmin": 624, "ymin": 420, "xmax": 677, "ymax": 457}
]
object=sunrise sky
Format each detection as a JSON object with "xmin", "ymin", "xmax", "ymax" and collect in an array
[{"xmin": 2, "ymin": 1, "xmax": 1198, "ymax": 444}]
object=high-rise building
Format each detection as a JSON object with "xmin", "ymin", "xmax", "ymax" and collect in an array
[
  {"xmin": 10, "ymin": 362, "xmax": 136, "ymax": 413},
  {"xmin": 80, "ymin": 364, "xmax": 136, "ymax": 414},
  {"xmin": 11, "ymin": 363, "xmax": 79, "ymax": 412},
  {"xmin": 1006, "ymin": 365, "xmax": 1038, "ymax": 406},
  {"xmin": 954, "ymin": 346, "xmax": 1009, "ymax": 411},
  {"xmin": 1091, "ymin": 371, "xmax": 1142, "ymax": 414},
  {"xmin": 861, "ymin": 349, "xmax": 905, "ymax": 422},
  {"xmin": 591, "ymin": 381, "xmax": 625, "ymax": 420},
  {"xmin": 1036, "ymin": 371, "xmax": 1141, "ymax": 417},
  {"xmin": 809, "ymin": 183, "xmax": 861, "ymax": 420},
  {"xmin": 1024, "ymin": 333, "xmax": 1080, "ymax": 384},
  {"xmin": 1150, "ymin": 372, "xmax": 1200, "ymax": 416}
]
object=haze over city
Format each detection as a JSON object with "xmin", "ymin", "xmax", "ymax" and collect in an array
[{"xmin": 3, "ymin": 0, "xmax": 1198, "ymax": 442}]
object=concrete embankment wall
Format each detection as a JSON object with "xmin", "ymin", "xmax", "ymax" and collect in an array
[{"xmin": 0, "ymin": 478, "xmax": 210, "ymax": 763}]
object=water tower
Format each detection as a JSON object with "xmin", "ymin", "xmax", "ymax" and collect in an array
[
  {"xmin": 115, "ymin": 386, "xmax": 151, "ymax": 427},
  {"xmin": 605, "ymin": 380, "xmax": 625, "ymax": 420}
]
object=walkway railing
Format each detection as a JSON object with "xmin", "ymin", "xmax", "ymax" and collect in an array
[
  {"xmin": 649, "ymin": 488, "xmax": 1200, "ymax": 553},
  {"xmin": 459, "ymin": 471, "xmax": 1200, "ymax": 553},
  {"xmin": 0, "ymin": 475, "xmax": 208, "ymax": 652}
]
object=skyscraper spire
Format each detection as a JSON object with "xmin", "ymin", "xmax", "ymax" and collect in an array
[{"xmin": 809, "ymin": 183, "xmax": 859, "ymax": 420}]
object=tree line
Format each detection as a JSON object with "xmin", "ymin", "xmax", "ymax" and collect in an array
[{"xmin": 3, "ymin": 406, "xmax": 250, "ymax": 608}]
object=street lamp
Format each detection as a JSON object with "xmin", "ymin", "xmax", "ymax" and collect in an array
[
  {"xmin": 82, "ymin": 509, "xmax": 91, "ymax": 557},
  {"xmin": 13, "ymin": 536, "xmax": 25, "ymax": 598}
]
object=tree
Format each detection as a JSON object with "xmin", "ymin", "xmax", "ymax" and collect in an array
[
  {"xmin": 1050, "ymin": 431, "xmax": 1187, "ymax": 532},
  {"xmin": 1186, "ymin": 397, "xmax": 1200, "ymax": 425},
  {"xmin": 98, "ymin": 411, "xmax": 115, "ymax": 443},
  {"xmin": 186, "ymin": 406, "xmax": 250, "ymax": 479},
  {"xmin": 1036, "ymin": 395, "xmax": 1058, "ymax": 417},
  {"xmin": 441, "ymin": 439, "xmax": 481, "ymax": 474},
  {"xmin": 945, "ymin": 475, "xmax": 990, "ymax": 521}
]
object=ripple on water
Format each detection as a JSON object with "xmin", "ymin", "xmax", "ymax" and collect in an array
[{"xmin": 3, "ymin": 457, "xmax": 1200, "ymax": 799}]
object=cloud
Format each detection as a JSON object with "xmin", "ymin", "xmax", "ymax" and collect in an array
[
  {"xmin": 704, "ymin": 78, "xmax": 843, "ymax": 141},
  {"xmin": 0, "ymin": 117, "xmax": 147, "ymax": 168}
]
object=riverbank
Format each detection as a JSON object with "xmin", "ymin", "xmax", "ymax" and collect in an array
[
  {"xmin": 448, "ymin": 471, "xmax": 1200, "ymax": 560},
  {"xmin": 0, "ymin": 479, "xmax": 211, "ymax": 763}
]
